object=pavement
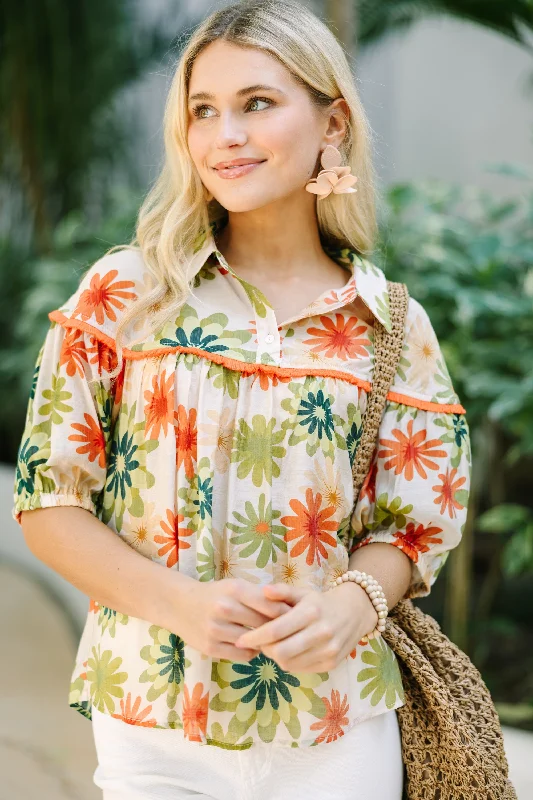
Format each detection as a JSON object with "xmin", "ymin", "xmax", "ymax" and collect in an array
[
  {"xmin": 1, "ymin": 562, "xmax": 532, "ymax": 799},
  {"xmin": 0, "ymin": 565, "xmax": 99, "ymax": 800}
]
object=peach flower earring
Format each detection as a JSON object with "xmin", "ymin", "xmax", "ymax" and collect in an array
[{"xmin": 305, "ymin": 144, "xmax": 358, "ymax": 199}]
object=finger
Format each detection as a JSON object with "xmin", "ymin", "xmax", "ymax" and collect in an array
[
  {"xmin": 211, "ymin": 642, "xmax": 261, "ymax": 662},
  {"xmin": 263, "ymin": 583, "xmax": 307, "ymax": 604},
  {"xmin": 215, "ymin": 621, "xmax": 263, "ymax": 645},
  {"xmin": 263, "ymin": 637, "xmax": 319, "ymax": 672},
  {"xmin": 236, "ymin": 584, "xmax": 293, "ymax": 620},
  {"xmin": 235, "ymin": 603, "xmax": 317, "ymax": 649}
]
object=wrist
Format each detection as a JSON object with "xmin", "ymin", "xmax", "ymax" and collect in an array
[
  {"xmin": 328, "ymin": 569, "xmax": 388, "ymax": 641},
  {"xmin": 331, "ymin": 579, "xmax": 379, "ymax": 631},
  {"xmin": 148, "ymin": 566, "xmax": 196, "ymax": 634}
]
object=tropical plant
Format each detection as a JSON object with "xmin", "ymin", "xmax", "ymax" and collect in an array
[
  {"xmin": 322, "ymin": 0, "xmax": 533, "ymax": 57},
  {"xmin": 1, "ymin": 187, "xmax": 139, "ymax": 460},
  {"xmin": 376, "ymin": 165, "xmax": 533, "ymax": 671},
  {"xmin": 0, "ymin": 0, "xmax": 182, "ymax": 252}
]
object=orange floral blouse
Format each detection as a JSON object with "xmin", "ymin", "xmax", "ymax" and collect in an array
[{"xmin": 12, "ymin": 217, "xmax": 471, "ymax": 749}]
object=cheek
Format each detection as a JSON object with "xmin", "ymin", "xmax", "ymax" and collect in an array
[
  {"xmin": 186, "ymin": 126, "xmax": 207, "ymax": 169},
  {"xmin": 262, "ymin": 113, "xmax": 318, "ymax": 173}
]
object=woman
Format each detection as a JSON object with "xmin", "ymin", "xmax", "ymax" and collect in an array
[{"xmin": 13, "ymin": 1, "xmax": 471, "ymax": 798}]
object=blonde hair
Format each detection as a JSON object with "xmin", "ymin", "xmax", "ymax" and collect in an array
[{"xmin": 101, "ymin": 0, "xmax": 378, "ymax": 383}]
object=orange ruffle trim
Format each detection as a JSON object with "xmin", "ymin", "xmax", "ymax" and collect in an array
[{"xmin": 49, "ymin": 311, "xmax": 467, "ymax": 415}]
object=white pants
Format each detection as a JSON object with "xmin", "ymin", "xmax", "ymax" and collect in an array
[{"xmin": 91, "ymin": 707, "xmax": 403, "ymax": 800}]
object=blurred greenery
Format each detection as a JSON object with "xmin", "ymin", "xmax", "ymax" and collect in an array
[
  {"xmin": 0, "ymin": 188, "xmax": 139, "ymax": 459},
  {"xmin": 0, "ymin": 0, "xmax": 178, "ymax": 253},
  {"xmin": 357, "ymin": 0, "xmax": 533, "ymax": 50},
  {"xmin": 377, "ymin": 171, "xmax": 533, "ymax": 727}
]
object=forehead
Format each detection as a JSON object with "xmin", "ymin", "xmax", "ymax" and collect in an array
[{"xmin": 188, "ymin": 40, "xmax": 296, "ymax": 96}]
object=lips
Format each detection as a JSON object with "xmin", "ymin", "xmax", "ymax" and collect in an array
[
  {"xmin": 213, "ymin": 159, "xmax": 265, "ymax": 170},
  {"xmin": 212, "ymin": 160, "xmax": 266, "ymax": 180}
]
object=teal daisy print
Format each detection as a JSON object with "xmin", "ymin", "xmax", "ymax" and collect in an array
[{"xmin": 140, "ymin": 625, "xmax": 191, "ymax": 709}]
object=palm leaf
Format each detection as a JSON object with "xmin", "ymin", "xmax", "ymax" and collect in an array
[{"xmin": 358, "ymin": 0, "xmax": 533, "ymax": 50}]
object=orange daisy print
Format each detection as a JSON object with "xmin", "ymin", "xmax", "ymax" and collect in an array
[
  {"xmin": 378, "ymin": 419, "xmax": 447, "ymax": 480},
  {"xmin": 360, "ymin": 458, "xmax": 378, "ymax": 503},
  {"xmin": 182, "ymin": 682, "xmax": 209, "ymax": 742},
  {"xmin": 59, "ymin": 330, "xmax": 89, "ymax": 378},
  {"xmin": 303, "ymin": 313, "xmax": 370, "ymax": 360},
  {"xmin": 68, "ymin": 412, "xmax": 106, "ymax": 468},
  {"xmin": 154, "ymin": 508, "xmax": 194, "ymax": 568},
  {"xmin": 251, "ymin": 370, "xmax": 292, "ymax": 391},
  {"xmin": 73, "ymin": 268, "xmax": 137, "ymax": 325},
  {"xmin": 281, "ymin": 488, "xmax": 338, "ymax": 566},
  {"xmin": 433, "ymin": 467, "xmax": 467, "ymax": 518},
  {"xmin": 111, "ymin": 693, "xmax": 156, "ymax": 727},
  {"xmin": 392, "ymin": 522, "xmax": 443, "ymax": 562},
  {"xmin": 144, "ymin": 369, "xmax": 175, "ymax": 439},
  {"xmin": 112, "ymin": 361, "xmax": 126, "ymax": 408},
  {"xmin": 175, "ymin": 405, "xmax": 198, "ymax": 479},
  {"xmin": 86, "ymin": 336, "xmax": 118, "ymax": 376},
  {"xmin": 309, "ymin": 689, "xmax": 349, "ymax": 743}
]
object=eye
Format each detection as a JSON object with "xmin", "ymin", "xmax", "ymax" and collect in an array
[{"xmin": 191, "ymin": 96, "xmax": 274, "ymax": 119}]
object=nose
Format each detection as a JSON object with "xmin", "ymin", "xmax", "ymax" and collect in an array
[{"xmin": 213, "ymin": 111, "xmax": 248, "ymax": 150}]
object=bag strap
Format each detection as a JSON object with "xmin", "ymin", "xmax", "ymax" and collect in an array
[{"xmin": 351, "ymin": 280, "xmax": 410, "ymax": 504}]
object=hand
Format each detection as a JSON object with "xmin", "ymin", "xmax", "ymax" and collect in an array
[
  {"xmin": 233, "ymin": 581, "xmax": 379, "ymax": 673},
  {"xmin": 175, "ymin": 577, "xmax": 293, "ymax": 662}
]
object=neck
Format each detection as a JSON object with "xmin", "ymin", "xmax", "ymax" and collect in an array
[{"xmin": 213, "ymin": 202, "xmax": 335, "ymax": 282}]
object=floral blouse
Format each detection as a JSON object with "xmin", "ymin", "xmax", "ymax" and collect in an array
[{"xmin": 12, "ymin": 217, "xmax": 471, "ymax": 749}]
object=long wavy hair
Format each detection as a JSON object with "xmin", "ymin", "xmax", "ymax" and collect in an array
[{"xmin": 101, "ymin": 0, "xmax": 379, "ymax": 383}]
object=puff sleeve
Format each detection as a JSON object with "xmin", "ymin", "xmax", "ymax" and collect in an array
[
  {"xmin": 349, "ymin": 296, "xmax": 472, "ymax": 599},
  {"xmin": 12, "ymin": 320, "xmax": 123, "ymax": 524},
  {"xmin": 11, "ymin": 250, "xmax": 143, "ymax": 525}
]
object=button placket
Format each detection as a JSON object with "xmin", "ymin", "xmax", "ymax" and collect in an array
[{"xmin": 256, "ymin": 309, "xmax": 281, "ymax": 364}]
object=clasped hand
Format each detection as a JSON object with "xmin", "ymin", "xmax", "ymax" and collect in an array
[{"xmin": 235, "ymin": 581, "xmax": 378, "ymax": 674}]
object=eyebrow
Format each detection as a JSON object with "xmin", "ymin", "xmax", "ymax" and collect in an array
[{"xmin": 188, "ymin": 84, "xmax": 287, "ymax": 102}]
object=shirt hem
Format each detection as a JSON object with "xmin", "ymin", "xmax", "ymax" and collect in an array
[{"xmin": 73, "ymin": 698, "xmax": 405, "ymax": 749}]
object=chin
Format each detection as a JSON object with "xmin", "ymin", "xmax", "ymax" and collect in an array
[{"xmin": 214, "ymin": 191, "xmax": 284, "ymax": 214}]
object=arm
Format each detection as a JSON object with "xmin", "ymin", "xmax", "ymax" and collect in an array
[
  {"xmin": 15, "ymin": 316, "xmax": 192, "ymax": 631},
  {"xmin": 20, "ymin": 505, "xmax": 195, "ymax": 632},
  {"xmin": 346, "ymin": 541, "xmax": 412, "ymax": 609},
  {"xmin": 14, "ymin": 314, "xmax": 289, "ymax": 662}
]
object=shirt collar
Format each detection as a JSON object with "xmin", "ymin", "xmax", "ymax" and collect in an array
[{"xmin": 187, "ymin": 218, "xmax": 392, "ymax": 333}]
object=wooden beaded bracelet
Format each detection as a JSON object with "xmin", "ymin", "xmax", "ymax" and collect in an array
[{"xmin": 326, "ymin": 569, "xmax": 388, "ymax": 643}]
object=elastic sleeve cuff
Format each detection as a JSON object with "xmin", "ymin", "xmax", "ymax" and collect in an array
[{"xmin": 13, "ymin": 492, "xmax": 99, "ymax": 526}]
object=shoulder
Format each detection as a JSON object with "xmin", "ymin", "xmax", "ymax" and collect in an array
[
  {"xmin": 49, "ymin": 246, "xmax": 155, "ymax": 342},
  {"xmin": 389, "ymin": 292, "xmax": 465, "ymax": 412}
]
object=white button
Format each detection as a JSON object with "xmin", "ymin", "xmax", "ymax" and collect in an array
[{"xmin": 264, "ymin": 333, "xmax": 274, "ymax": 344}]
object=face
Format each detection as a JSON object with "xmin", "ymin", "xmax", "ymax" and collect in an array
[{"xmin": 186, "ymin": 40, "xmax": 348, "ymax": 212}]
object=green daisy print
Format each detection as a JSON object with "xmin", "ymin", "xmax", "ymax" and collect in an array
[
  {"xmin": 231, "ymin": 415, "xmax": 287, "ymax": 487},
  {"xmin": 357, "ymin": 638, "xmax": 405, "ymax": 709},
  {"xmin": 227, "ymin": 493, "xmax": 287, "ymax": 569},
  {"xmin": 86, "ymin": 645, "xmax": 128, "ymax": 714}
]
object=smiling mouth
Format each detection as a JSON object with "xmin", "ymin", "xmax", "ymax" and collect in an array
[
  {"xmin": 214, "ymin": 161, "xmax": 265, "ymax": 170},
  {"xmin": 211, "ymin": 161, "xmax": 267, "ymax": 180}
]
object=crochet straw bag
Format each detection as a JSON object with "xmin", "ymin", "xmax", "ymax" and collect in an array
[{"xmin": 349, "ymin": 280, "xmax": 517, "ymax": 800}]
